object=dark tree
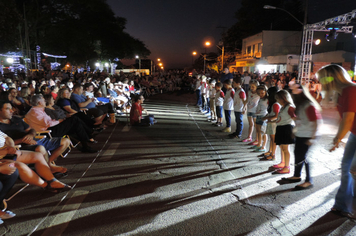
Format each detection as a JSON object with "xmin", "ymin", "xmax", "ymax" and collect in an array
[
  {"xmin": 10, "ymin": 0, "xmax": 150, "ymax": 63},
  {"xmin": 0, "ymin": 0, "xmax": 21, "ymax": 51}
]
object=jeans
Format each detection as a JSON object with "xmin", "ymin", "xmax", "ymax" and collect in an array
[
  {"xmin": 205, "ymin": 98, "xmax": 210, "ymax": 113},
  {"xmin": 224, "ymin": 110, "xmax": 231, "ymax": 127},
  {"xmin": 294, "ymin": 137, "xmax": 312, "ymax": 183},
  {"xmin": 234, "ymin": 111, "xmax": 243, "ymax": 136},
  {"xmin": 334, "ymin": 133, "xmax": 356, "ymax": 213},
  {"xmin": 195, "ymin": 90, "xmax": 202, "ymax": 106}
]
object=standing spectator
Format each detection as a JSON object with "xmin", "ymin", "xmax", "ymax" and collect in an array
[
  {"xmin": 242, "ymin": 80, "xmax": 260, "ymax": 143},
  {"xmin": 229, "ymin": 77, "xmax": 246, "ymax": 139},
  {"xmin": 317, "ymin": 64, "xmax": 356, "ymax": 219},
  {"xmin": 208, "ymin": 80, "xmax": 217, "ymax": 122},
  {"xmin": 242, "ymin": 71, "xmax": 251, "ymax": 95},
  {"xmin": 214, "ymin": 82, "xmax": 224, "ymax": 127},
  {"xmin": 222, "ymin": 80, "xmax": 235, "ymax": 133},
  {"xmin": 194, "ymin": 75, "xmax": 202, "ymax": 107},
  {"xmin": 220, "ymin": 68, "xmax": 233, "ymax": 94},
  {"xmin": 280, "ymin": 83, "xmax": 322, "ymax": 190}
]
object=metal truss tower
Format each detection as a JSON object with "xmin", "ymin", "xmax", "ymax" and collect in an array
[{"xmin": 298, "ymin": 9, "xmax": 356, "ymax": 83}]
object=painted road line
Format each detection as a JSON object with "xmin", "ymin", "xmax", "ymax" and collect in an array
[
  {"xmin": 99, "ymin": 143, "xmax": 120, "ymax": 161},
  {"xmin": 41, "ymin": 190, "xmax": 89, "ymax": 236},
  {"xmin": 122, "ymin": 124, "xmax": 131, "ymax": 132}
]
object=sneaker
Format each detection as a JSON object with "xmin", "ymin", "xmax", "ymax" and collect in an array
[
  {"xmin": 222, "ymin": 127, "xmax": 231, "ymax": 133},
  {"xmin": 216, "ymin": 122, "xmax": 222, "ymax": 127}
]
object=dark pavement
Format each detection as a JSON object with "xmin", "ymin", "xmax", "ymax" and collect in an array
[{"xmin": 1, "ymin": 91, "xmax": 354, "ymax": 236}]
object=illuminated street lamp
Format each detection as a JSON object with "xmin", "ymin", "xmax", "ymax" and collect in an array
[
  {"xmin": 6, "ymin": 58, "xmax": 14, "ymax": 64},
  {"xmin": 95, "ymin": 62, "xmax": 100, "ymax": 67},
  {"xmin": 192, "ymin": 51, "xmax": 197, "ymax": 65},
  {"xmin": 159, "ymin": 63, "xmax": 163, "ymax": 66},
  {"xmin": 203, "ymin": 41, "xmax": 211, "ymax": 73},
  {"xmin": 135, "ymin": 55, "xmax": 141, "ymax": 69},
  {"xmin": 157, "ymin": 58, "xmax": 161, "ymax": 61}
]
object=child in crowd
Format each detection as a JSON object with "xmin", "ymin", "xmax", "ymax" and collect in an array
[
  {"xmin": 208, "ymin": 80, "xmax": 217, "ymax": 122},
  {"xmin": 229, "ymin": 77, "xmax": 246, "ymax": 139},
  {"xmin": 194, "ymin": 75, "xmax": 202, "ymax": 107},
  {"xmin": 280, "ymin": 83, "xmax": 322, "ymax": 189},
  {"xmin": 200, "ymin": 76, "xmax": 208, "ymax": 113},
  {"xmin": 222, "ymin": 80, "xmax": 235, "ymax": 133},
  {"xmin": 214, "ymin": 82, "xmax": 224, "ymax": 127},
  {"xmin": 273, "ymin": 90, "xmax": 296, "ymax": 174},
  {"xmin": 253, "ymin": 85, "xmax": 269, "ymax": 152},
  {"xmin": 242, "ymin": 80, "xmax": 260, "ymax": 143},
  {"xmin": 260, "ymin": 86, "xmax": 280, "ymax": 160}
]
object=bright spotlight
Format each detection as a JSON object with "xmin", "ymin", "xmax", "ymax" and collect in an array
[
  {"xmin": 105, "ymin": 63, "xmax": 109, "ymax": 67},
  {"xmin": 95, "ymin": 63, "xmax": 100, "ymax": 67},
  {"xmin": 315, "ymin": 39, "xmax": 321, "ymax": 45},
  {"xmin": 135, "ymin": 55, "xmax": 139, "ymax": 59},
  {"xmin": 6, "ymin": 58, "xmax": 14, "ymax": 63}
]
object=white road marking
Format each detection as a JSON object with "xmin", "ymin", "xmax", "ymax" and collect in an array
[
  {"xmin": 99, "ymin": 143, "xmax": 120, "ymax": 161},
  {"xmin": 122, "ymin": 125, "xmax": 131, "ymax": 132},
  {"xmin": 41, "ymin": 190, "xmax": 89, "ymax": 236}
]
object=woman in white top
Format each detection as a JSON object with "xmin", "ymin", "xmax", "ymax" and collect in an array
[{"xmin": 272, "ymin": 90, "xmax": 296, "ymax": 174}]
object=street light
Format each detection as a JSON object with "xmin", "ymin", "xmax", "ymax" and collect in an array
[
  {"xmin": 157, "ymin": 58, "xmax": 161, "ymax": 61},
  {"xmin": 263, "ymin": 5, "xmax": 303, "ymax": 26},
  {"xmin": 192, "ymin": 51, "xmax": 197, "ymax": 65},
  {"xmin": 95, "ymin": 62, "xmax": 100, "ymax": 67},
  {"xmin": 263, "ymin": 4, "xmax": 306, "ymax": 82},
  {"xmin": 6, "ymin": 58, "xmax": 14, "ymax": 63},
  {"xmin": 135, "ymin": 55, "xmax": 141, "ymax": 70},
  {"xmin": 203, "ymin": 41, "xmax": 211, "ymax": 73}
]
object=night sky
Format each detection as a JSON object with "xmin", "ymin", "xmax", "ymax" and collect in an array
[{"xmin": 107, "ymin": 0, "xmax": 356, "ymax": 69}]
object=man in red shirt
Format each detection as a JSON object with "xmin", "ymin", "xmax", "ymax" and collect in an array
[{"xmin": 130, "ymin": 95, "xmax": 155, "ymax": 126}]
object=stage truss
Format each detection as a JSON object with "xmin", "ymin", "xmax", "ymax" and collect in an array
[{"xmin": 298, "ymin": 9, "xmax": 356, "ymax": 82}]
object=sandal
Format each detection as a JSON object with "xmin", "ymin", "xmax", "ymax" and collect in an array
[
  {"xmin": 266, "ymin": 154, "xmax": 275, "ymax": 160},
  {"xmin": 331, "ymin": 208, "xmax": 356, "ymax": 220},
  {"xmin": 272, "ymin": 162, "xmax": 285, "ymax": 169},
  {"xmin": 45, "ymin": 178, "xmax": 72, "ymax": 193},
  {"xmin": 257, "ymin": 152, "xmax": 271, "ymax": 158},
  {"xmin": 242, "ymin": 137, "xmax": 252, "ymax": 142},
  {"xmin": 275, "ymin": 166, "xmax": 290, "ymax": 174}
]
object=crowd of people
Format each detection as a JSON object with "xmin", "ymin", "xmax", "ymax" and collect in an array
[
  {"xmin": 194, "ymin": 65, "xmax": 356, "ymax": 219},
  {"xmin": 0, "ymin": 64, "xmax": 354, "ymax": 224}
]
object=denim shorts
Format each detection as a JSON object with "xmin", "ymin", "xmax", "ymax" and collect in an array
[
  {"xmin": 256, "ymin": 116, "xmax": 266, "ymax": 125},
  {"xmin": 247, "ymin": 112, "xmax": 256, "ymax": 118},
  {"xmin": 216, "ymin": 106, "xmax": 223, "ymax": 118},
  {"xmin": 21, "ymin": 137, "xmax": 62, "ymax": 152}
]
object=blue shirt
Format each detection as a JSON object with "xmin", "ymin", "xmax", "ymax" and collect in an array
[{"xmin": 70, "ymin": 93, "xmax": 96, "ymax": 109}]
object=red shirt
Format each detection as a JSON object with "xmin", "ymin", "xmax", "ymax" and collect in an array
[
  {"xmin": 337, "ymin": 86, "xmax": 356, "ymax": 134},
  {"xmin": 130, "ymin": 102, "xmax": 142, "ymax": 125}
]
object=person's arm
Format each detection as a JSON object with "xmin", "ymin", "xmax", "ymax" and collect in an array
[
  {"xmin": 331, "ymin": 112, "xmax": 354, "ymax": 151},
  {"xmin": 63, "ymin": 105, "xmax": 78, "ymax": 115}
]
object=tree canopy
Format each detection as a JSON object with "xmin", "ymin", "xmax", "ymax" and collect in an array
[
  {"xmin": 2, "ymin": 0, "xmax": 150, "ymax": 64},
  {"xmin": 223, "ymin": 0, "xmax": 305, "ymax": 52}
]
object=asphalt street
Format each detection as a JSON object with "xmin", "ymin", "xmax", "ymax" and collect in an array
[{"xmin": 0, "ymin": 91, "xmax": 354, "ymax": 236}]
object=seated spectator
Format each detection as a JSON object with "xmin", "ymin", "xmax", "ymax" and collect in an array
[
  {"xmin": 44, "ymin": 94, "xmax": 97, "ymax": 143},
  {"xmin": 0, "ymin": 100, "xmax": 70, "ymax": 174},
  {"xmin": 50, "ymin": 85, "xmax": 59, "ymax": 100},
  {"xmin": 0, "ymin": 130, "xmax": 71, "ymax": 193},
  {"xmin": 7, "ymin": 88, "xmax": 26, "ymax": 116},
  {"xmin": 25, "ymin": 94, "xmax": 98, "ymax": 153},
  {"xmin": 71, "ymin": 84, "xmax": 116, "ymax": 125},
  {"xmin": 130, "ymin": 95, "xmax": 155, "ymax": 126},
  {"xmin": 83, "ymin": 83, "xmax": 110, "ymax": 104},
  {"xmin": 56, "ymin": 88, "xmax": 96, "ymax": 127}
]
